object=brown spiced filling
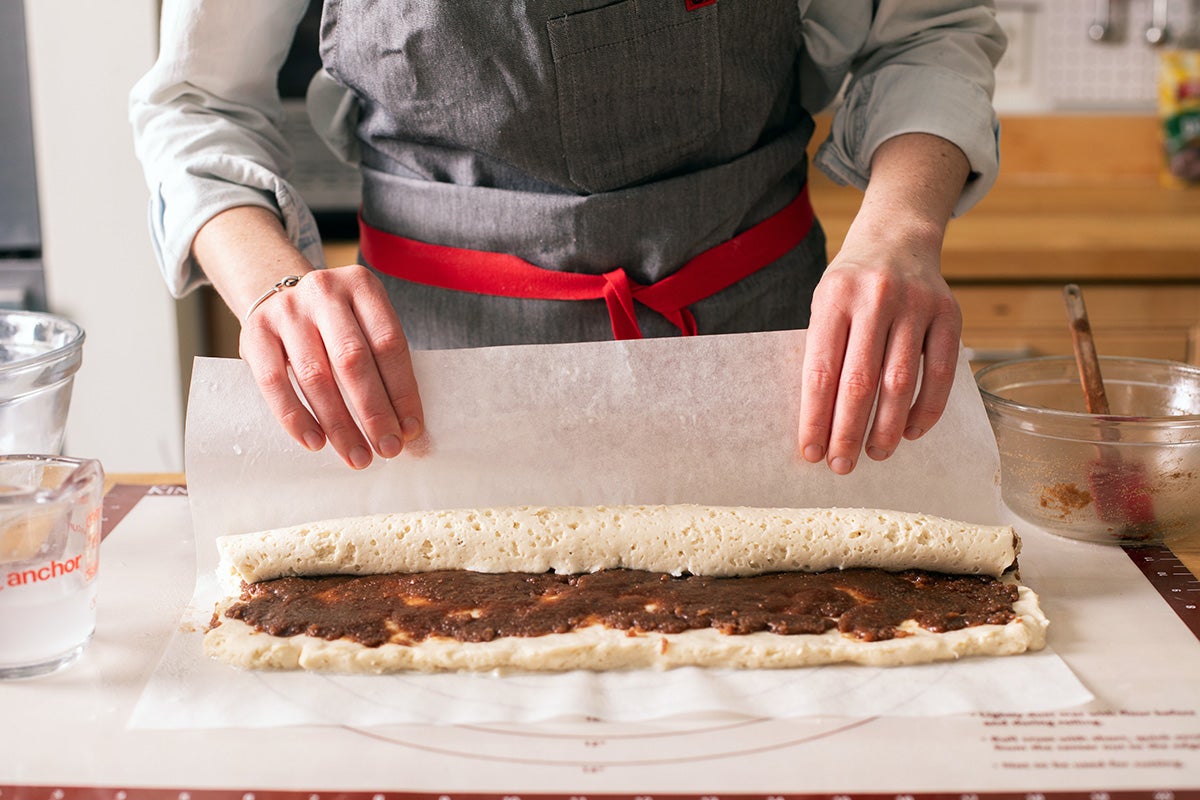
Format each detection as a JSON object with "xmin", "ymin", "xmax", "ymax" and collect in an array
[{"xmin": 221, "ymin": 568, "xmax": 1019, "ymax": 647}]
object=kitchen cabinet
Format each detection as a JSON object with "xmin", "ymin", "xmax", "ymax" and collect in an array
[{"xmin": 955, "ymin": 283, "xmax": 1200, "ymax": 364}]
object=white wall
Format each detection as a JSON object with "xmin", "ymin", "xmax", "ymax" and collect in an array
[
  {"xmin": 24, "ymin": 2, "xmax": 190, "ymax": 473},
  {"xmin": 993, "ymin": 0, "xmax": 1192, "ymax": 114}
]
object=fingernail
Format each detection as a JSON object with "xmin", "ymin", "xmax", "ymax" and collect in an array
[
  {"xmin": 802, "ymin": 444, "xmax": 825, "ymax": 463},
  {"xmin": 349, "ymin": 445, "xmax": 371, "ymax": 470},
  {"xmin": 904, "ymin": 426, "xmax": 924, "ymax": 440},
  {"xmin": 378, "ymin": 434, "xmax": 402, "ymax": 459},
  {"xmin": 400, "ymin": 416, "xmax": 423, "ymax": 441},
  {"xmin": 830, "ymin": 456, "xmax": 854, "ymax": 475},
  {"xmin": 302, "ymin": 431, "xmax": 325, "ymax": 451},
  {"xmin": 866, "ymin": 445, "xmax": 889, "ymax": 461}
]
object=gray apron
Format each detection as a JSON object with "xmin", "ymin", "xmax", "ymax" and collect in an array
[{"xmin": 320, "ymin": 0, "xmax": 825, "ymax": 349}]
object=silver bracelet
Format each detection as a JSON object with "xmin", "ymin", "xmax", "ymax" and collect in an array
[{"xmin": 243, "ymin": 275, "xmax": 303, "ymax": 323}]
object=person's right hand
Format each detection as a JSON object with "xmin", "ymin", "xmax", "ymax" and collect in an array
[
  {"xmin": 192, "ymin": 206, "xmax": 424, "ymax": 470},
  {"xmin": 239, "ymin": 264, "xmax": 425, "ymax": 469}
]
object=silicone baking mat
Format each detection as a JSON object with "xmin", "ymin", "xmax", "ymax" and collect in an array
[{"xmin": 4, "ymin": 486, "xmax": 1198, "ymax": 799}]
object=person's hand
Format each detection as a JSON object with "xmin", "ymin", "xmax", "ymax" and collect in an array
[
  {"xmin": 797, "ymin": 236, "xmax": 961, "ymax": 475},
  {"xmin": 239, "ymin": 264, "xmax": 425, "ymax": 469},
  {"xmin": 192, "ymin": 206, "xmax": 424, "ymax": 470},
  {"xmin": 797, "ymin": 132, "xmax": 970, "ymax": 474}
]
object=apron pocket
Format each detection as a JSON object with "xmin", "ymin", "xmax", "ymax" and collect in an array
[{"xmin": 548, "ymin": 1, "xmax": 721, "ymax": 194}]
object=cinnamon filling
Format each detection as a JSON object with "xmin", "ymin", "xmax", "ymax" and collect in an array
[{"xmin": 220, "ymin": 568, "xmax": 1019, "ymax": 647}]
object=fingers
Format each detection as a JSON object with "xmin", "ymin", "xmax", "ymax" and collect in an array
[
  {"xmin": 863, "ymin": 321, "xmax": 923, "ymax": 462},
  {"xmin": 240, "ymin": 331, "xmax": 327, "ymax": 453},
  {"xmin": 798, "ymin": 267, "xmax": 962, "ymax": 475},
  {"xmin": 862, "ymin": 309, "xmax": 960, "ymax": 465},
  {"xmin": 903, "ymin": 310, "xmax": 961, "ymax": 441},
  {"xmin": 240, "ymin": 266, "xmax": 425, "ymax": 469},
  {"xmin": 824, "ymin": 317, "xmax": 889, "ymax": 474},
  {"xmin": 328, "ymin": 275, "xmax": 425, "ymax": 455},
  {"xmin": 281, "ymin": 309, "xmax": 376, "ymax": 469},
  {"xmin": 798, "ymin": 301, "xmax": 849, "ymax": 468}
]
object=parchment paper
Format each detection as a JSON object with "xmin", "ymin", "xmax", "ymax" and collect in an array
[{"xmin": 131, "ymin": 330, "xmax": 1092, "ymax": 728}]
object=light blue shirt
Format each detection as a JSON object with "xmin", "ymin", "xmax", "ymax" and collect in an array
[{"xmin": 130, "ymin": 0, "xmax": 1005, "ymax": 299}]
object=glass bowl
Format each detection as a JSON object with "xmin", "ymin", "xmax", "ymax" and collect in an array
[
  {"xmin": 975, "ymin": 356, "xmax": 1200, "ymax": 546},
  {"xmin": 0, "ymin": 311, "xmax": 85, "ymax": 455}
]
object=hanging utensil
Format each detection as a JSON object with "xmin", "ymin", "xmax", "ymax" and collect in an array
[
  {"xmin": 1089, "ymin": 0, "xmax": 1115, "ymax": 41},
  {"xmin": 1146, "ymin": 0, "xmax": 1170, "ymax": 45}
]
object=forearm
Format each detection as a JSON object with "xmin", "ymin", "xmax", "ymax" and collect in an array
[
  {"xmin": 810, "ymin": 2, "xmax": 1004, "ymax": 216},
  {"xmin": 846, "ymin": 132, "xmax": 971, "ymax": 265},
  {"xmin": 192, "ymin": 206, "xmax": 317, "ymax": 321},
  {"xmin": 129, "ymin": 0, "xmax": 313, "ymax": 298}
]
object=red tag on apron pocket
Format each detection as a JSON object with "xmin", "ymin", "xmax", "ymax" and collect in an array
[{"xmin": 685, "ymin": 0, "xmax": 716, "ymax": 9}]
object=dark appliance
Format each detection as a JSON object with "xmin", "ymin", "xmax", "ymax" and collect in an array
[
  {"xmin": 277, "ymin": 0, "xmax": 363, "ymax": 240},
  {"xmin": 0, "ymin": 0, "xmax": 47, "ymax": 311}
]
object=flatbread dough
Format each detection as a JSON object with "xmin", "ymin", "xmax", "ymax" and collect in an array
[
  {"xmin": 216, "ymin": 505, "xmax": 1020, "ymax": 591},
  {"xmin": 205, "ymin": 505, "xmax": 1046, "ymax": 673}
]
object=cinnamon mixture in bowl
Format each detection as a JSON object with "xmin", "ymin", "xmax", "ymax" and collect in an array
[{"xmin": 976, "ymin": 356, "xmax": 1200, "ymax": 545}]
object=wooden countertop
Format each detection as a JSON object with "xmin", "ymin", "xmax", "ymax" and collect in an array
[
  {"xmin": 108, "ymin": 473, "xmax": 1199, "ymax": 575},
  {"xmin": 809, "ymin": 115, "xmax": 1200, "ymax": 282}
]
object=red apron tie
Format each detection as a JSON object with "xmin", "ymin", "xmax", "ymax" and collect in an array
[
  {"xmin": 601, "ymin": 268, "xmax": 643, "ymax": 340},
  {"xmin": 359, "ymin": 184, "xmax": 814, "ymax": 340}
]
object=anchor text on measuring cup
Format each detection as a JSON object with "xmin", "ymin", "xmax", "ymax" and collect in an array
[{"xmin": 4, "ymin": 553, "xmax": 86, "ymax": 588}]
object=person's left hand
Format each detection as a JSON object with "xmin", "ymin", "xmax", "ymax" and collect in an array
[{"xmin": 797, "ymin": 133, "xmax": 970, "ymax": 475}]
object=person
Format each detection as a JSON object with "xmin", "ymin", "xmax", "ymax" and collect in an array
[{"xmin": 130, "ymin": 1, "xmax": 1006, "ymax": 474}]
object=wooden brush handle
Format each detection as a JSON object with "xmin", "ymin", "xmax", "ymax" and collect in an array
[{"xmin": 1063, "ymin": 284, "xmax": 1110, "ymax": 415}]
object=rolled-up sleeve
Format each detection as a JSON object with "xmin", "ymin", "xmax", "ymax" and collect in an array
[
  {"xmin": 129, "ymin": 0, "xmax": 326, "ymax": 297},
  {"xmin": 801, "ymin": 1, "xmax": 1007, "ymax": 216}
]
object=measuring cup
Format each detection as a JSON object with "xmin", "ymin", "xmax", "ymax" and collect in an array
[{"xmin": 0, "ymin": 455, "xmax": 104, "ymax": 678}]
